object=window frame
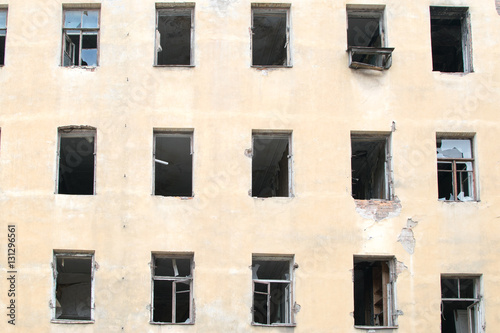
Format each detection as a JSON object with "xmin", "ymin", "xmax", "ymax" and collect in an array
[
  {"xmin": 150, "ymin": 253, "xmax": 194, "ymax": 325},
  {"xmin": 154, "ymin": 3, "xmax": 195, "ymax": 67},
  {"xmin": 430, "ymin": 6, "xmax": 473, "ymax": 73},
  {"xmin": 251, "ymin": 255, "xmax": 295, "ymax": 327},
  {"xmin": 153, "ymin": 129, "xmax": 194, "ymax": 197},
  {"xmin": 436, "ymin": 135, "xmax": 476, "ymax": 202},
  {"xmin": 353, "ymin": 256, "xmax": 398, "ymax": 329},
  {"xmin": 51, "ymin": 251, "xmax": 95, "ymax": 324},
  {"xmin": 61, "ymin": 8, "xmax": 100, "ymax": 67},
  {"xmin": 251, "ymin": 130, "xmax": 293, "ymax": 198},
  {"xmin": 351, "ymin": 132, "xmax": 393, "ymax": 200},
  {"xmin": 56, "ymin": 126, "xmax": 97, "ymax": 195},
  {"xmin": 346, "ymin": 5, "xmax": 394, "ymax": 70},
  {"xmin": 251, "ymin": 3, "xmax": 292, "ymax": 68},
  {"xmin": 440, "ymin": 275, "xmax": 484, "ymax": 333},
  {"xmin": 0, "ymin": 7, "xmax": 8, "ymax": 66}
]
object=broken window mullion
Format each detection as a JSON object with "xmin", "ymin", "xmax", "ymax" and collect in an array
[{"xmin": 172, "ymin": 280, "xmax": 177, "ymax": 323}]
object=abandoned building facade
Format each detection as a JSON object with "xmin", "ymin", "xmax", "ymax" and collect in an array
[{"xmin": 1, "ymin": 0, "xmax": 500, "ymax": 332}]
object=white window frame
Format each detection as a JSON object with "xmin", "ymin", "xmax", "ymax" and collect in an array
[
  {"xmin": 51, "ymin": 251, "xmax": 95, "ymax": 324},
  {"xmin": 441, "ymin": 275, "xmax": 484, "ymax": 333},
  {"xmin": 56, "ymin": 126, "xmax": 97, "ymax": 195},
  {"xmin": 251, "ymin": 255, "xmax": 295, "ymax": 327},
  {"xmin": 150, "ymin": 253, "xmax": 194, "ymax": 325},
  {"xmin": 155, "ymin": 3, "xmax": 195, "ymax": 66}
]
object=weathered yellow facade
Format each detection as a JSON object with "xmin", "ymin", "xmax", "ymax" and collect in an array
[{"xmin": 1, "ymin": 0, "xmax": 500, "ymax": 332}]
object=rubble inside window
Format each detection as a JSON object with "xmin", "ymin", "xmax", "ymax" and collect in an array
[
  {"xmin": 154, "ymin": 131, "xmax": 193, "ymax": 197},
  {"xmin": 441, "ymin": 276, "xmax": 483, "ymax": 333},
  {"xmin": 353, "ymin": 257, "xmax": 397, "ymax": 328},
  {"xmin": 155, "ymin": 5, "xmax": 194, "ymax": 66},
  {"xmin": 346, "ymin": 6, "xmax": 394, "ymax": 70},
  {"xmin": 430, "ymin": 7, "xmax": 472, "ymax": 73},
  {"xmin": 151, "ymin": 254, "xmax": 194, "ymax": 324},
  {"xmin": 251, "ymin": 4, "xmax": 290, "ymax": 67},
  {"xmin": 0, "ymin": 9, "xmax": 7, "ymax": 66},
  {"xmin": 53, "ymin": 252, "xmax": 94, "ymax": 322},
  {"xmin": 437, "ymin": 137, "xmax": 475, "ymax": 202},
  {"xmin": 252, "ymin": 132, "xmax": 292, "ymax": 197},
  {"xmin": 62, "ymin": 9, "xmax": 100, "ymax": 67},
  {"xmin": 57, "ymin": 127, "xmax": 96, "ymax": 195},
  {"xmin": 351, "ymin": 133, "xmax": 392, "ymax": 200},
  {"xmin": 252, "ymin": 256, "xmax": 294, "ymax": 326}
]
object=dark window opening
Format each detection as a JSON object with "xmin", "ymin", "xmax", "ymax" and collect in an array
[
  {"xmin": 156, "ymin": 7, "xmax": 193, "ymax": 66},
  {"xmin": 430, "ymin": 7, "xmax": 471, "ymax": 73},
  {"xmin": 154, "ymin": 131, "xmax": 193, "ymax": 197},
  {"xmin": 351, "ymin": 133, "xmax": 391, "ymax": 200},
  {"xmin": 252, "ymin": 257, "xmax": 293, "ymax": 326},
  {"xmin": 441, "ymin": 277, "xmax": 481, "ymax": 333},
  {"xmin": 437, "ymin": 137, "xmax": 475, "ymax": 201},
  {"xmin": 152, "ymin": 254, "xmax": 193, "ymax": 324},
  {"xmin": 0, "ymin": 10, "xmax": 7, "ymax": 66},
  {"xmin": 346, "ymin": 7, "xmax": 393, "ymax": 70},
  {"xmin": 252, "ymin": 133, "xmax": 291, "ymax": 197},
  {"xmin": 54, "ymin": 253, "xmax": 93, "ymax": 321},
  {"xmin": 252, "ymin": 6, "xmax": 289, "ymax": 66},
  {"xmin": 62, "ymin": 9, "xmax": 99, "ymax": 67},
  {"xmin": 353, "ymin": 258, "xmax": 396, "ymax": 327},
  {"xmin": 58, "ymin": 129, "xmax": 96, "ymax": 195}
]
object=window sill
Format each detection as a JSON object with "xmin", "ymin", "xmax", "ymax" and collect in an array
[
  {"xmin": 252, "ymin": 65, "xmax": 292, "ymax": 69},
  {"xmin": 252, "ymin": 322, "xmax": 296, "ymax": 327},
  {"xmin": 51, "ymin": 319, "xmax": 94, "ymax": 324},
  {"xmin": 150, "ymin": 321, "xmax": 194, "ymax": 325},
  {"xmin": 62, "ymin": 65, "xmax": 98, "ymax": 69},
  {"xmin": 354, "ymin": 326, "xmax": 398, "ymax": 330},
  {"xmin": 153, "ymin": 64, "xmax": 195, "ymax": 68}
]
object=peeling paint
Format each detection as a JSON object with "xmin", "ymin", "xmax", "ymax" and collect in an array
[
  {"xmin": 398, "ymin": 218, "xmax": 418, "ymax": 254},
  {"xmin": 395, "ymin": 260, "xmax": 408, "ymax": 276},
  {"xmin": 355, "ymin": 197, "xmax": 402, "ymax": 221}
]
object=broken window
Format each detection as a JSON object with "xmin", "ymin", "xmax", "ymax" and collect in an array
[
  {"xmin": 155, "ymin": 4, "xmax": 194, "ymax": 66},
  {"xmin": 346, "ymin": 5, "xmax": 394, "ymax": 70},
  {"xmin": 57, "ymin": 127, "xmax": 96, "ymax": 195},
  {"xmin": 353, "ymin": 257, "xmax": 397, "ymax": 328},
  {"xmin": 0, "ymin": 9, "xmax": 7, "ymax": 66},
  {"xmin": 437, "ymin": 137, "xmax": 476, "ymax": 201},
  {"xmin": 52, "ymin": 251, "xmax": 95, "ymax": 322},
  {"xmin": 62, "ymin": 8, "xmax": 99, "ymax": 67},
  {"xmin": 441, "ymin": 276, "xmax": 483, "ymax": 333},
  {"xmin": 430, "ymin": 7, "xmax": 472, "ymax": 73},
  {"xmin": 154, "ymin": 130, "xmax": 193, "ymax": 197},
  {"xmin": 351, "ymin": 133, "xmax": 392, "ymax": 200},
  {"xmin": 251, "ymin": 4, "xmax": 291, "ymax": 67},
  {"xmin": 252, "ymin": 255, "xmax": 294, "ymax": 326},
  {"xmin": 252, "ymin": 131, "xmax": 292, "ymax": 197},
  {"xmin": 151, "ymin": 253, "xmax": 194, "ymax": 324}
]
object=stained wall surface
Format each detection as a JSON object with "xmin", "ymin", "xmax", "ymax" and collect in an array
[{"xmin": 1, "ymin": 0, "xmax": 500, "ymax": 332}]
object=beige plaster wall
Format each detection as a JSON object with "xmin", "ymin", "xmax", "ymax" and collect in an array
[{"xmin": 1, "ymin": 0, "xmax": 500, "ymax": 332}]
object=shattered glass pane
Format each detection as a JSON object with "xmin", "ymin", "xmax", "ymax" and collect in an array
[
  {"xmin": 82, "ymin": 10, "xmax": 99, "ymax": 28},
  {"xmin": 437, "ymin": 139, "xmax": 472, "ymax": 158}
]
